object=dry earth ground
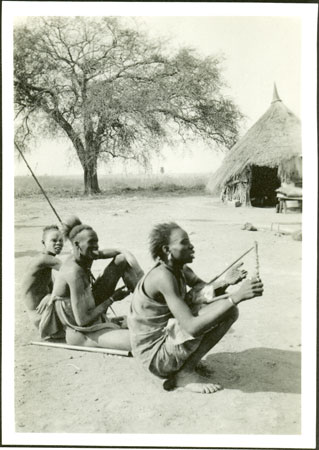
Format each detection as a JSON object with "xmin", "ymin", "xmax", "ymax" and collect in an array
[{"xmin": 14, "ymin": 195, "xmax": 302, "ymax": 435}]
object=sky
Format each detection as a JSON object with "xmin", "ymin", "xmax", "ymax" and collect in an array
[{"xmin": 13, "ymin": 11, "xmax": 302, "ymax": 176}]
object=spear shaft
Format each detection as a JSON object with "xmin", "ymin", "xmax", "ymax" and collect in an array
[
  {"xmin": 31, "ymin": 341, "xmax": 130, "ymax": 357},
  {"xmin": 14, "ymin": 141, "xmax": 63, "ymax": 224},
  {"xmin": 15, "ymin": 142, "xmax": 120, "ymax": 317}
]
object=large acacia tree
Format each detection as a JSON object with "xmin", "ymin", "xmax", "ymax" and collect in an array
[{"xmin": 14, "ymin": 16, "xmax": 242, "ymax": 194}]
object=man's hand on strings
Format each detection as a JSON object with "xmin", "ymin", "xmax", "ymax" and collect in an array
[
  {"xmin": 232, "ymin": 277, "xmax": 264, "ymax": 304},
  {"xmin": 224, "ymin": 262, "xmax": 247, "ymax": 286}
]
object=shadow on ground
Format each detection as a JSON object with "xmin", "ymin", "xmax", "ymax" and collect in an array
[{"xmin": 205, "ymin": 347, "xmax": 301, "ymax": 394}]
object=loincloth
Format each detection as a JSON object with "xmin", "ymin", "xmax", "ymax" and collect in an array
[
  {"xmin": 54, "ymin": 297, "xmax": 120, "ymax": 334},
  {"xmin": 26, "ymin": 294, "xmax": 55, "ymax": 332},
  {"xmin": 149, "ymin": 319, "xmax": 202, "ymax": 378}
]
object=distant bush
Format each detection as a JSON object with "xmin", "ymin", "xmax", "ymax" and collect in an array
[{"xmin": 14, "ymin": 173, "xmax": 209, "ymax": 198}]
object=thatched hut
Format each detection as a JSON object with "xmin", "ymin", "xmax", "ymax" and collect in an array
[{"xmin": 207, "ymin": 85, "xmax": 302, "ymax": 206}]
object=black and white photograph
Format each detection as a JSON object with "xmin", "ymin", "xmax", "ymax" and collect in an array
[{"xmin": 2, "ymin": 1, "xmax": 317, "ymax": 448}]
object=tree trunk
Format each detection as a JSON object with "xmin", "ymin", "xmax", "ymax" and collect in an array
[{"xmin": 83, "ymin": 156, "xmax": 101, "ymax": 195}]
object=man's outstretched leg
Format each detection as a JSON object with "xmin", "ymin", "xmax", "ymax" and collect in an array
[
  {"xmin": 93, "ymin": 253, "xmax": 144, "ymax": 305},
  {"xmin": 120, "ymin": 251, "xmax": 144, "ymax": 292}
]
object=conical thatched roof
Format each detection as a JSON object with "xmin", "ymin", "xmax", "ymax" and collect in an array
[{"xmin": 207, "ymin": 85, "xmax": 302, "ymax": 193}]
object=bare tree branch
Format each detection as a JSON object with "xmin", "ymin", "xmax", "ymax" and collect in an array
[{"xmin": 14, "ymin": 16, "xmax": 242, "ymax": 194}]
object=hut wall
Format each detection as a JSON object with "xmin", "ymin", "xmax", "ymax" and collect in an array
[
  {"xmin": 221, "ymin": 158, "xmax": 302, "ymax": 207},
  {"xmin": 221, "ymin": 168, "xmax": 252, "ymax": 206},
  {"xmin": 278, "ymin": 156, "xmax": 302, "ymax": 186}
]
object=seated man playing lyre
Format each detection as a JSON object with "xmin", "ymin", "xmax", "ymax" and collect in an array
[{"xmin": 128, "ymin": 222, "xmax": 263, "ymax": 393}]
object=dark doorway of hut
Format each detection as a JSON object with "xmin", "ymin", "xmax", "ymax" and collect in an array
[{"xmin": 250, "ymin": 166, "xmax": 281, "ymax": 207}]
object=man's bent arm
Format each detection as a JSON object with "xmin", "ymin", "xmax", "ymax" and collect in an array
[{"xmin": 68, "ymin": 273, "xmax": 112, "ymax": 326}]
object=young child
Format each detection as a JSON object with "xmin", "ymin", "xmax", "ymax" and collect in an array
[
  {"xmin": 22, "ymin": 225, "xmax": 64, "ymax": 331},
  {"xmin": 128, "ymin": 222, "xmax": 263, "ymax": 394}
]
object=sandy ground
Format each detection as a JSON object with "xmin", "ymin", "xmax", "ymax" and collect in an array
[{"xmin": 14, "ymin": 195, "xmax": 302, "ymax": 435}]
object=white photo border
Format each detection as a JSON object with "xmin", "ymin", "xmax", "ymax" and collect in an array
[{"xmin": 2, "ymin": 1, "xmax": 318, "ymax": 448}]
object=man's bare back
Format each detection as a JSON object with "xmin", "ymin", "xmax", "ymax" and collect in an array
[
  {"xmin": 22, "ymin": 254, "xmax": 61, "ymax": 310},
  {"xmin": 22, "ymin": 226, "xmax": 63, "ymax": 312}
]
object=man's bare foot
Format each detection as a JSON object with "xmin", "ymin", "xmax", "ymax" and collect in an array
[
  {"xmin": 170, "ymin": 369, "xmax": 223, "ymax": 394},
  {"xmin": 195, "ymin": 360, "xmax": 214, "ymax": 377}
]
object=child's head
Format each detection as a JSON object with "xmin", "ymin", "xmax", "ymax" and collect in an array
[{"xmin": 42, "ymin": 225, "xmax": 63, "ymax": 255}]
